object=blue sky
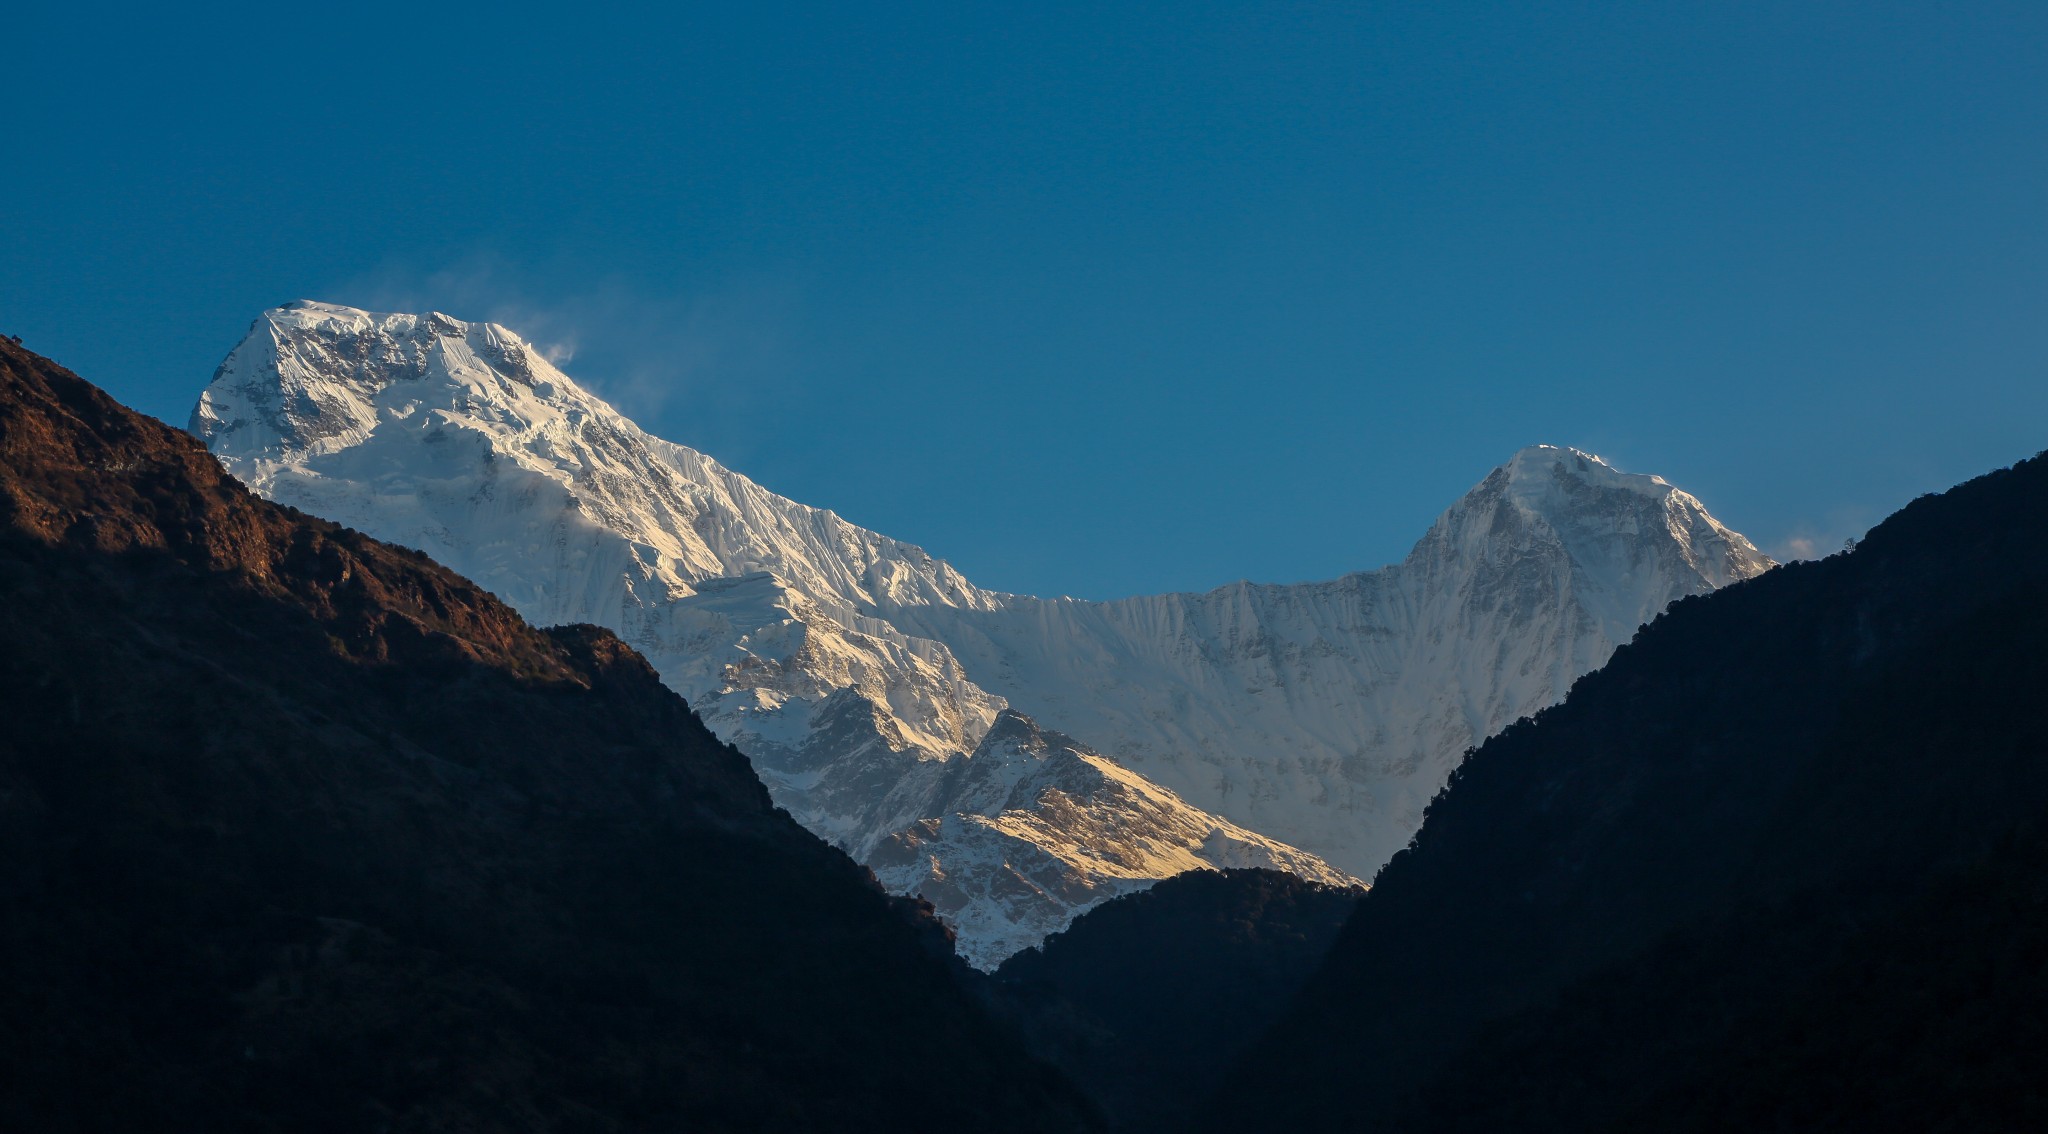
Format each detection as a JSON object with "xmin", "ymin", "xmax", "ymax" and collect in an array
[{"xmin": 5, "ymin": 2, "xmax": 2044, "ymax": 597}]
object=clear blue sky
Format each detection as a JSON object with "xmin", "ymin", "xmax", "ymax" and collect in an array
[{"xmin": 6, "ymin": 2, "xmax": 2044, "ymax": 598}]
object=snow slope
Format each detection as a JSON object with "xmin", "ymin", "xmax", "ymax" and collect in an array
[
  {"xmin": 192, "ymin": 302, "xmax": 1770, "ymax": 958},
  {"xmin": 883, "ymin": 444, "xmax": 1773, "ymax": 874}
]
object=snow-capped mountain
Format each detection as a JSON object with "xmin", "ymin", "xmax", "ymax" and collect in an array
[{"xmin": 192, "ymin": 301, "xmax": 1771, "ymax": 959}]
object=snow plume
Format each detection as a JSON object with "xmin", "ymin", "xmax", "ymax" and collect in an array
[{"xmin": 325, "ymin": 254, "xmax": 810, "ymax": 441}]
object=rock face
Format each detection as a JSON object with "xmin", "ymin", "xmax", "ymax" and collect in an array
[
  {"xmin": 193, "ymin": 301, "xmax": 1769, "ymax": 959},
  {"xmin": 0, "ymin": 333, "xmax": 1097, "ymax": 1131},
  {"xmin": 866, "ymin": 711, "xmax": 1353, "ymax": 966}
]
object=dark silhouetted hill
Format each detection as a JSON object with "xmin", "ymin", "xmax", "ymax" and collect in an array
[
  {"xmin": 1210, "ymin": 451, "xmax": 2048, "ymax": 1132},
  {"xmin": 989, "ymin": 868, "xmax": 1361, "ymax": 1130},
  {"xmin": 0, "ymin": 335, "xmax": 1097, "ymax": 1132}
]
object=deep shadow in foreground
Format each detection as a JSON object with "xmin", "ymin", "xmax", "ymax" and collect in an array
[{"xmin": 985, "ymin": 868, "xmax": 1362, "ymax": 1133}]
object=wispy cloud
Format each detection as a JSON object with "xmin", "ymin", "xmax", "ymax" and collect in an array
[
  {"xmin": 1769, "ymin": 504, "xmax": 1879, "ymax": 562},
  {"xmin": 1778, "ymin": 535, "xmax": 1823, "ymax": 561}
]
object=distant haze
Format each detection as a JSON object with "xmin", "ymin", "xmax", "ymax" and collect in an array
[{"xmin": 5, "ymin": 2, "xmax": 2044, "ymax": 599}]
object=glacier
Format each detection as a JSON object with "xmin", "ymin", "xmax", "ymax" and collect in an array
[{"xmin": 192, "ymin": 301, "xmax": 1771, "ymax": 963}]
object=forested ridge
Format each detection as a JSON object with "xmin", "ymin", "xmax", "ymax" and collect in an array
[{"xmin": 988, "ymin": 868, "xmax": 1362, "ymax": 1131}]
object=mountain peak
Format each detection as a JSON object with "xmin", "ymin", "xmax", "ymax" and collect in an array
[
  {"xmin": 974, "ymin": 708, "xmax": 1089, "ymax": 759},
  {"xmin": 1500, "ymin": 444, "xmax": 1670, "ymax": 497},
  {"xmin": 1457, "ymin": 443, "xmax": 1774, "ymax": 586},
  {"xmin": 272, "ymin": 299, "xmax": 484, "ymax": 337},
  {"xmin": 192, "ymin": 301, "xmax": 587, "ymax": 464},
  {"xmin": 1509, "ymin": 441, "xmax": 1602, "ymax": 463}
]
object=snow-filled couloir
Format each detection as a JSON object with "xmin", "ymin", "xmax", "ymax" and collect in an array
[{"xmin": 192, "ymin": 301, "xmax": 1771, "ymax": 961}]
